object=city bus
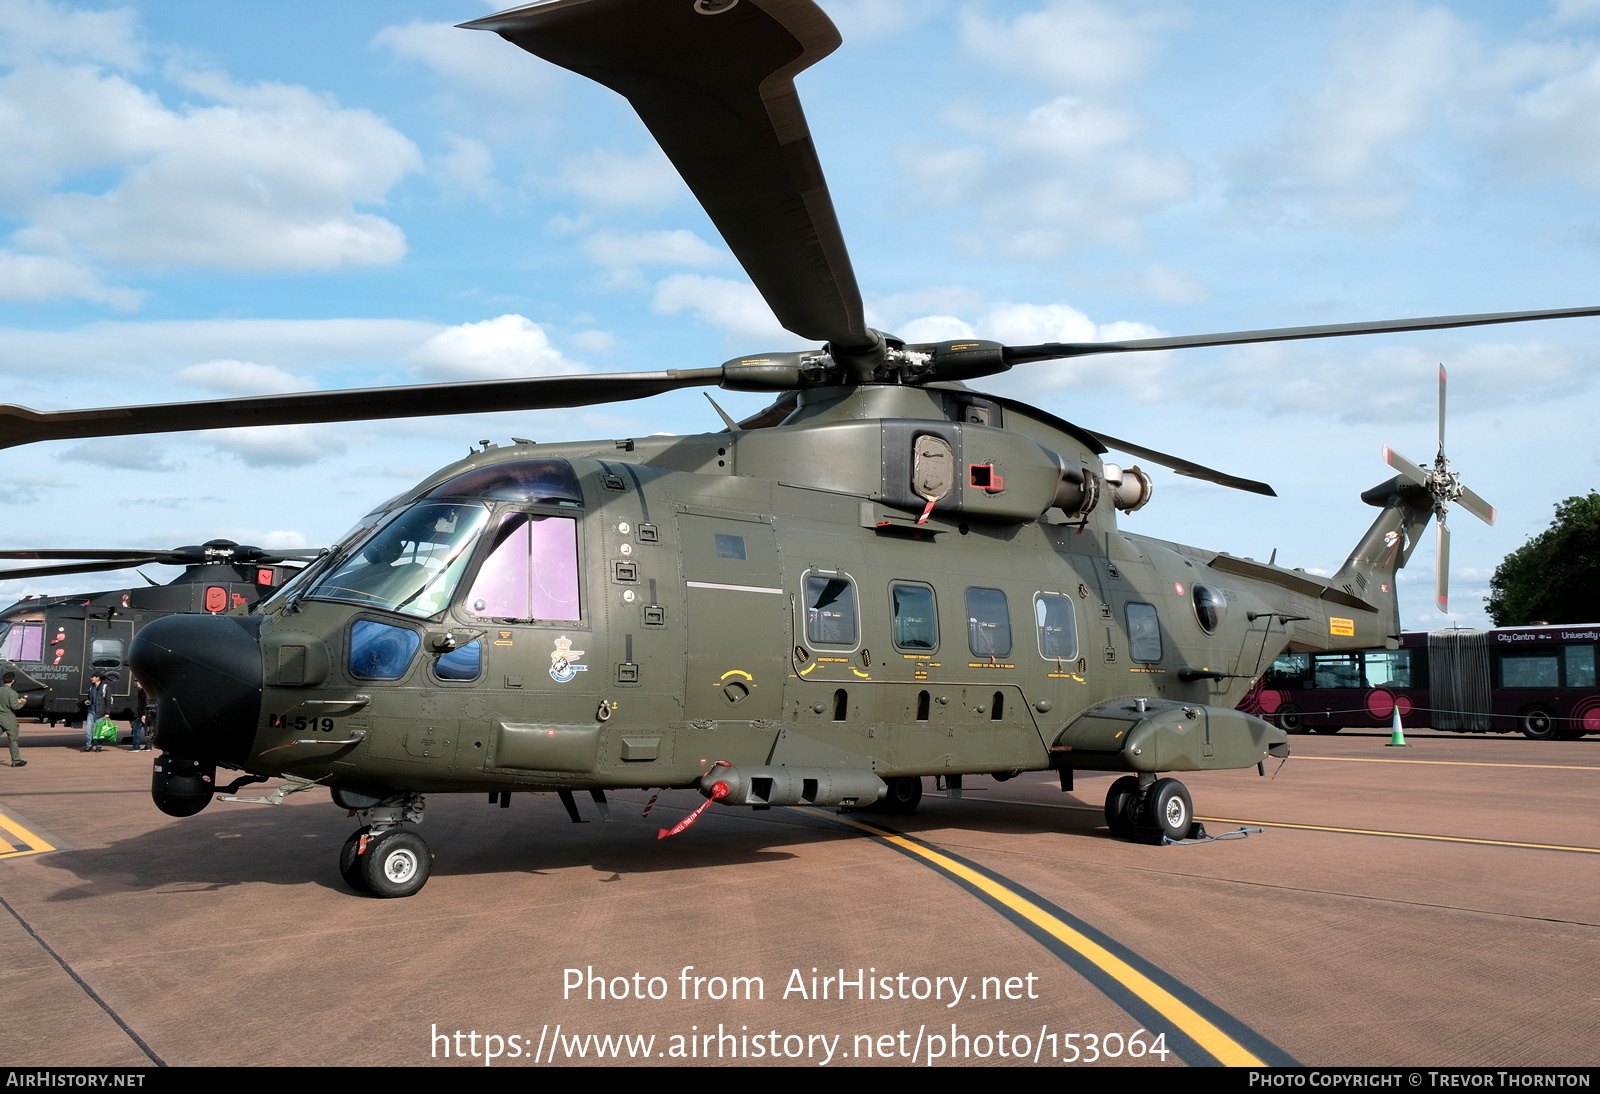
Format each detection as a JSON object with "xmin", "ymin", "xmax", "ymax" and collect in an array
[{"xmin": 1243, "ymin": 624, "xmax": 1600, "ymax": 739}]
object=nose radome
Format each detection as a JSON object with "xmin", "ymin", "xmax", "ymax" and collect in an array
[{"xmin": 132, "ymin": 614, "xmax": 265, "ymax": 767}]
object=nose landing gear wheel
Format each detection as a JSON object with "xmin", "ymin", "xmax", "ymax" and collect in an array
[
  {"xmin": 339, "ymin": 827, "xmax": 373, "ymax": 893},
  {"xmin": 1104, "ymin": 775, "xmax": 1140, "ymax": 838},
  {"xmin": 359, "ymin": 829, "xmax": 432, "ymax": 898},
  {"xmin": 1136, "ymin": 778, "xmax": 1193, "ymax": 845}
]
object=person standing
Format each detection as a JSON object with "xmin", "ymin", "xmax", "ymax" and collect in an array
[
  {"xmin": 82, "ymin": 673, "xmax": 111, "ymax": 752},
  {"xmin": 129, "ymin": 680, "xmax": 151, "ymax": 751},
  {"xmin": 1, "ymin": 672, "xmax": 24, "ymax": 767}
]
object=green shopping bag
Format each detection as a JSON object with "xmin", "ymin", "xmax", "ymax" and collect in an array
[{"xmin": 92, "ymin": 718, "xmax": 118, "ymax": 742}]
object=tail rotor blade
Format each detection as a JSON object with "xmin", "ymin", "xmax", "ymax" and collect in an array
[
  {"xmin": 1457, "ymin": 485, "xmax": 1496, "ymax": 526},
  {"xmin": 1384, "ymin": 445, "xmax": 1431, "ymax": 488},
  {"xmin": 1437, "ymin": 364, "xmax": 1448, "ymax": 457},
  {"xmin": 1435, "ymin": 520, "xmax": 1451, "ymax": 613}
]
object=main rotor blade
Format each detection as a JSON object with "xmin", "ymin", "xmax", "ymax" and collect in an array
[
  {"xmin": 1383, "ymin": 445, "xmax": 1430, "ymax": 488},
  {"xmin": 0, "ymin": 548, "xmax": 185, "ymax": 561},
  {"xmin": 1457, "ymin": 485, "xmax": 1496, "ymax": 526},
  {"xmin": 1088, "ymin": 430, "xmax": 1276, "ymax": 497},
  {"xmin": 464, "ymin": 0, "xmax": 871, "ymax": 351},
  {"xmin": 1436, "ymin": 520, "xmax": 1451, "ymax": 613},
  {"xmin": 1003, "ymin": 305, "xmax": 1600, "ymax": 364},
  {"xmin": 0, "ymin": 557, "xmax": 173, "ymax": 581},
  {"xmin": 0, "ymin": 369, "xmax": 723, "ymax": 450}
]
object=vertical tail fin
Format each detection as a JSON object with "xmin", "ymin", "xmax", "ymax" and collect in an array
[{"xmin": 1331, "ymin": 475, "xmax": 1435, "ymax": 637}]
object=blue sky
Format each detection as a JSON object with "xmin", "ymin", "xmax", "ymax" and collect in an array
[{"xmin": 3, "ymin": 0, "xmax": 1600, "ymax": 630}]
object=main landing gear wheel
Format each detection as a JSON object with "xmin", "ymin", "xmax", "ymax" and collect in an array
[
  {"xmin": 874, "ymin": 776, "xmax": 923, "ymax": 814},
  {"xmin": 1275, "ymin": 704, "xmax": 1304, "ymax": 733},
  {"xmin": 1137, "ymin": 778, "xmax": 1193, "ymax": 845},
  {"xmin": 1104, "ymin": 775, "xmax": 1140, "ymax": 838},
  {"xmin": 359, "ymin": 830, "xmax": 432, "ymax": 898},
  {"xmin": 1519, "ymin": 705, "xmax": 1558, "ymax": 741},
  {"xmin": 339, "ymin": 827, "xmax": 373, "ymax": 893}
]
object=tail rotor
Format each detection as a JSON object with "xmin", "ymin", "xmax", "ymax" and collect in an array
[{"xmin": 1381, "ymin": 365, "xmax": 1496, "ymax": 613}]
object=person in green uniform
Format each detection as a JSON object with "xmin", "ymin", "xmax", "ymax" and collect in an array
[{"xmin": 1, "ymin": 672, "xmax": 25, "ymax": 767}]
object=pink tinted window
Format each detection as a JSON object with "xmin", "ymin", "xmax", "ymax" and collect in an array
[
  {"xmin": 4, "ymin": 624, "xmax": 44, "ymax": 662},
  {"xmin": 465, "ymin": 514, "xmax": 580, "ymax": 622}
]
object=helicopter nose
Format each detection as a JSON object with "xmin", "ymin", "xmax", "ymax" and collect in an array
[{"xmin": 131, "ymin": 614, "xmax": 264, "ymax": 767}]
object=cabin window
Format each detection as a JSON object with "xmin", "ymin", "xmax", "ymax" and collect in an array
[
  {"xmin": 1126, "ymin": 602, "xmax": 1163, "ymax": 663},
  {"xmin": 424, "ymin": 458, "xmax": 583, "ymax": 506},
  {"xmin": 714, "ymin": 534, "xmax": 747, "ymax": 560},
  {"xmin": 89, "ymin": 639, "xmax": 124, "ymax": 670},
  {"xmin": 311, "ymin": 501, "xmax": 492, "ymax": 619},
  {"xmin": 1566, "ymin": 645, "xmax": 1597, "ymax": 688},
  {"xmin": 966, "ymin": 587, "xmax": 1012, "ymax": 658},
  {"xmin": 434, "ymin": 639, "xmax": 483, "ymax": 682},
  {"xmin": 348, "ymin": 620, "xmax": 421, "ymax": 680},
  {"xmin": 891, "ymin": 583, "xmax": 938, "ymax": 652},
  {"xmin": 1500, "ymin": 650, "xmax": 1560, "ymax": 689},
  {"xmin": 1192, "ymin": 584, "xmax": 1227, "ymax": 634},
  {"xmin": 463, "ymin": 513, "xmax": 581, "ymax": 622},
  {"xmin": 805, "ymin": 573, "xmax": 858, "ymax": 647},
  {"xmin": 0, "ymin": 622, "xmax": 44, "ymax": 662},
  {"xmin": 1363, "ymin": 650, "xmax": 1415, "ymax": 688},
  {"xmin": 1034, "ymin": 593, "xmax": 1078, "ymax": 660}
]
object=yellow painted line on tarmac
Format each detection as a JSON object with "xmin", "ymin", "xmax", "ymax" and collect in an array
[
  {"xmin": 825, "ymin": 810, "xmax": 1267, "ymax": 1067},
  {"xmin": 1293, "ymin": 755, "xmax": 1599, "ymax": 772},
  {"xmin": 0, "ymin": 809, "xmax": 56, "ymax": 859},
  {"xmin": 1195, "ymin": 815, "xmax": 1600, "ymax": 854}
]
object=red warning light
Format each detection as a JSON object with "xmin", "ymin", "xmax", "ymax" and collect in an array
[{"xmin": 204, "ymin": 586, "xmax": 227, "ymax": 613}]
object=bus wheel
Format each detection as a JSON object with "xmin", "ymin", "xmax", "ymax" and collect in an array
[
  {"xmin": 1276, "ymin": 704, "xmax": 1304, "ymax": 733},
  {"xmin": 1312, "ymin": 726, "xmax": 1342, "ymax": 735},
  {"xmin": 1518, "ymin": 705, "xmax": 1558, "ymax": 741}
]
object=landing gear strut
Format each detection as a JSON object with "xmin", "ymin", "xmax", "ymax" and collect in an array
[
  {"xmin": 336, "ymin": 791, "xmax": 431, "ymax": 897},
  {"xmin": 1103, "ymin": 774, "xmax": 1203, "ymax": 844}
]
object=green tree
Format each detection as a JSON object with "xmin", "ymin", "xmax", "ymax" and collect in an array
[{"xmin": 1486, "ymin": 492, "xmax": 1600, "ymax": 625}]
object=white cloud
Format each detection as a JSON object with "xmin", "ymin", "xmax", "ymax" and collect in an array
[
  {"xmin": 585, "ymin": 229, "xmax": 723, "ymax": 270},
  {"xmin": 62, "ymin": 437, "xmax": 182, "ymax": 472},
  {"xmin": 652, "ymin": 274, "xmax": 791, "ymax": 345},
  {"xmin": 0, "ymin": 0, "xmax": 141, "ymax": 68},
  {"xmin": 0, "ymin": 9, "xmax": 422, "ymax": 301},
  {"xmin": 570, "ymin": 329, "xmax": 617, "ymax": 353},
  {"xmin": 208, "ymin": 425, "xmax": 347, "ymax": 468},
  {"xmin": 0, "ymin": 250, "xmax": 142, "ymax": 309},
  {"xmin": 373, "ymin": 19, "xmax": 558, "ymax": 118},
  {"xmin": 409, "ymin": 314, "xmax": 581, "ymax": 381},
  {"xmin": 961, "ymin": 0, "xmax": 1172, "ymax": 91},
  {"xmin": 176, "ymin": 359, "xmax": 312, "ymax": 396},
  {"xmin": 556, "ymin": 148, "xmax": 685, "ymax": 208},
  {"xmin": 825, "ymin": 0, "xmax": 936, "ymax": 41}
]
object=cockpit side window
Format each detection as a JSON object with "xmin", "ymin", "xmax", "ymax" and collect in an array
[
  {"xmin": 309, "ymin": 502, "xmax": 491, "ymax": 619},
  {"xmin": 462, "ymin": 513, "xmax": 581, "ymax": 622}
]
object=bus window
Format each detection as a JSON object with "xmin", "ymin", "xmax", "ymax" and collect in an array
[
  {"xmin": 1565, "ymin": 645, "xmax": 1596, "ymax": 688},
  {"xmin": 1364, "ymin": 650, "xmax": 1414, "ymax": 688},
  {"xmin": 1500, "ymin": 650, "xmax": 1559, "ymax": 689},
  {"xmin": 1314, "ymin": 653, "xmax": 1361, "ymax": 689},
  {"xmin": 1265, "ymin": 652, "xmax": 1310, "ymax": 689}
]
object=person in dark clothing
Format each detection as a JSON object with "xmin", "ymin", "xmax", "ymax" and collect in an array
[
  {"xmin": 1, "ymin": 672, "xmax": 24, "ymax": 767},
  {"xmin": 82, "ymin": 674, "xmax": 111, "ymax": 752}
]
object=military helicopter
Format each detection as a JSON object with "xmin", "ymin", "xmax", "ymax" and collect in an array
[
  {"xmin": 0, "ymin": 541, "xmax": 318, "ymax": 725},
  {"xmin": 2, "ymin": 0, "xmax": 1596, "ymax": 897}
]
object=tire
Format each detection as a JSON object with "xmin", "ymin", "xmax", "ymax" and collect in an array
[
  {"xmin": 875, "ymin": 776, "xmax": 923, "ymax": 814},
  {"xmin": 1275, "ymin": 704, "xmax": 1304, "ymax": 733},
  {"xmin": 339, "ymin": 827, "xmax": 372, "ymax": 893},
  {"xmin": 1104, "ymin": 775, "xmax": 1140, "ymax": 838},
  {"xmin": 1518, "ymin": 705, "xmax": 1558, "ymax": 741},
  {"xmin": 1312, "ymin": 726, "xmax": 1343, "ymax": 735},
  {"xmin": 1140, "ymin": 778, "xmax": 1192, "ymax": 844},
  {"xmin": 360, "ymin": 830, "xmax": 432, "ymax": 898}
]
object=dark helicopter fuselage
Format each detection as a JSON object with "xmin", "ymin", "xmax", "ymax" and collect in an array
[
  {"xmin": 135, "ymin": 384, "xmax": 1422, "ymax": 805},
  {"xmin": 1, "ymin": 562, "xmax": 291, "ymax": 724}
]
